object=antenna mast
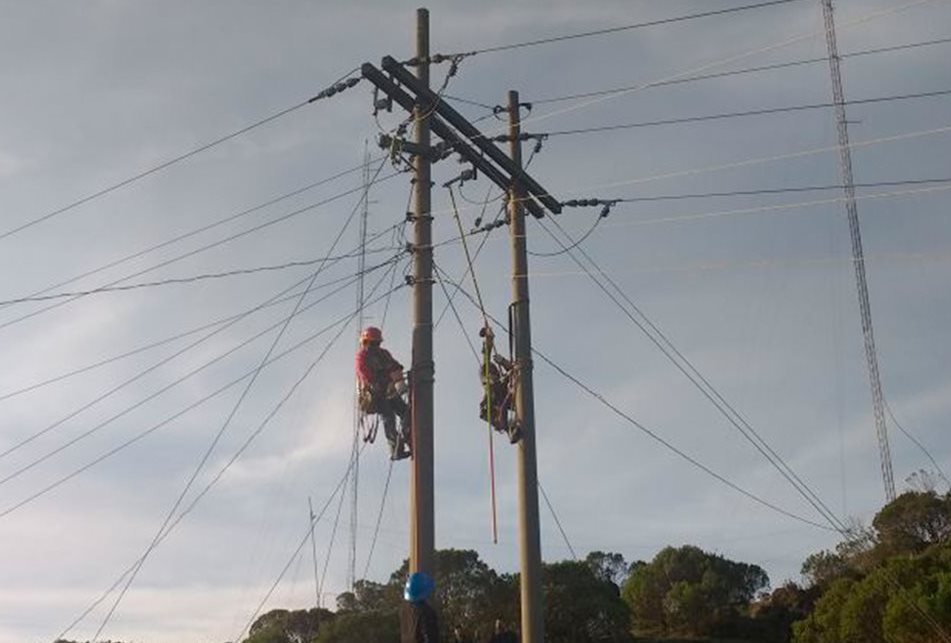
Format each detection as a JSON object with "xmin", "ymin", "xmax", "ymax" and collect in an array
[{"xmin": 820, "ymin": 0, "xmax": 895, "ymax": 502}]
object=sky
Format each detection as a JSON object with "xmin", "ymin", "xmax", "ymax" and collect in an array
[{"xmin": 0, "ymin": 0, "xmax": 949, "ymax": 641}]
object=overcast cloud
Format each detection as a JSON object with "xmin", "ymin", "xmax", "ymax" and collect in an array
[{"xmin": 0, "ymin": 1, "xmax": 949, "ymax": 642}]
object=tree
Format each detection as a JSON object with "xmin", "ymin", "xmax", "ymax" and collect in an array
[
  {"xmin": 542, "ymin": 560, "xmax": 632, "ymax": 643},
  {"xmin": 313, "ymin": 610, "xmax": 400, "ymax": 643},
  {"xmin": 621, "ymin": 545, "xmax": 769, "ymax": 638},
  {"xmin": 792, "ymin": 542, "xmax": 951, "ymax": 643},
  {"xmin": 245, "ymin": 608, "xmax": 334, "ymax": 643},
  {"xmin": 872, "ymin": 490, "xmax": 951, "ymax": 556},
  {"xmin": 801, "ymin": 550, "xmax": 850, "ymax": 589},
  {"xmin": 390, "ymin": 549, "xmax": 505, "ymax": 642},
  {"xmin": 585, "ymin": 551, "xmax": 629, "ymax": 588}
]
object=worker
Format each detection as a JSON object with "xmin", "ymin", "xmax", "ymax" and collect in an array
[
  {"xmin": 355, "ymin": 326, "xmax": 411, "ymax": 460},
  {"xmin": 478, "ymin": 327, "xmax": 521, "ymax": 444},
  {"xmin": 400, "ymin": 571, "xmax": 439, "ymax": 643}
]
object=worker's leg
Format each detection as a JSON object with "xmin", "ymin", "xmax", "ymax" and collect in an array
[{"xmin": 389, "ymin": 395, "xmax": 411, "ymax": 457}]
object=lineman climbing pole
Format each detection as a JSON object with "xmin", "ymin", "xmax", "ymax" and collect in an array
[{"xmin": 820, "ymin": 0, "xmax": 895, "ymax": 502}]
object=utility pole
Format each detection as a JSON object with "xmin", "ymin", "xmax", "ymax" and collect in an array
[
  {"xmin": 820, "ymin": 0, "xmax": 895, "ymax": 502},
  {"xmin": 508, "ymin": 90, "xmax": 545, "ymax": 643},
  {"xmin": 409, "ymin": 7, "xmax": 435, "ymax": 577}
]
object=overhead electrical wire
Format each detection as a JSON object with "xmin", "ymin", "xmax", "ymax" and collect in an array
[
  {"xmin": 538, "ymin": 215, "xmax": 847, "ymax": 530},
  {"xmin": 603, "ymin": 177, "xmax": 951, "ymax": 203},
  {"xmin": 538, "ymin": 88, "xmax": 951, "ymax": 137},
  {"xmin": 0, "ymin": 165, "xmax": 399, "ymax": 465},
  {"xmin": 522, "ymin": 36, "xmax": 951, "ymax": 105},
  {"xmin": 0, "ymin": 245, "xmax": 401, "ymax": 307},
  {"xmin": 60, "ymin": 438, "xmax": 369, "ymax": 643},
  {"xmin": 433, "ymin": 266, "xmax": 833, "ymax": 531},
  {"xmin": 601, "ymin": 183, "xmax": 951, "ymax": 230},
  {"xmin": 230, "ymin": 444, "xmax": 368, "ymax": 643},
  {"xmin": 538, "ymin": 481, "xmax": 578, "ymax": 561},
  {"xmin": 564, "ymin": 122, "xmax": 951, "ymax": 197},
  {"xmin": 0, "ymin": 67, "xmax": 362, "ymax": 244},
  {"xmin": 0, "ymin": 277, "xmax": 405, "ymax": 521},
  {"xmin": 0, "ymin": 223, "xmax": 403, "ymax": 406},
  {"xmin": 448, "ymin": 0, "xmax": 805, "ymax": 56},
  {"xmin": 90, "ymin": 160, "xmax": 390, "ymax": 640},
  {"xmin": 458, "ymin": 0, "xmax": 939, "ymax": 145},
  {"xmin": 884, "ymin": 400, "xmax": 951, "ymax": 490},
  {"xmin": 0, "ymin": 253, "xmax": 402, "ymax": 485},
  {"xmin": 2, "ymin": 155, "xmax": 387, "ymax": 312},
  {"xmin": 0, "ymin": 166, "xmax": 402, "ymax": 333}
]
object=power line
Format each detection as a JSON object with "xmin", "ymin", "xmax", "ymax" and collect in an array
[
  {"xmin": 0, "ymin": 224, "xmax": 402, "ymax": 406},
  {"xmin": 0, "ymin": 274, "xmax": 405, "ymax": 523},
  {"xmin": 538, "ymin": 216, "xmax": 846, "ymax": 531},
  {"xmin": 884, "ymin": 399, "xmax": 951, "ymax": 490},
  {"xmin": 600, "ymin": 183, "xmax": 951, "ymax": 230},
  {"xmin": 472, "ymin": 0, "xmax": 939, "ymax": 146},
  {"xmin": 538, "ymin": 481, "xmax": 578, "ymax": 560},
  {"xmin": 231, "ymin": 444, "xmax": 367, "ymax": 643},
  {"xmin": 5, "ymin": 155, "xmax": 386, "ymax": 312},
  {"xmin": 0, "ymin": 253, "xmax": 402, "ymax": 483},
  {"xmin": 450, "ymin": 0, "xmax": 805, "ymax": 56},
  {"xmin": 569, "ymin": 123, "xmax": 951, "ymax": 196},
  {"xmin": 602, "ymin": 177, "xmax": 951, "ymax": 203},
  {"xmin": 516, "ymin": 36, "xmax": 951, "ymax": 105},
  {"xmin": 91, "ymin": 160, "xmax": 389, "ymax": 640},
  {"xmin": 434, "ymin": 266, "xmax": 834, "ymax": 531},
  {"xmin": 362, "ymin": 460, "xmax": 395, "ymax": 580},
  {"xmin": 0, "ymin": 68, "xmax": 362, "ymax": 244},
  {"xmin": 538, "ymin": 88, "xmax": 951, "ymax": 137},
  {"xmin": 0, "ymin": 165, "xmax": 402, "ymax": 333},
  {"xmin": 0, "ymin": 245, "xmax": 400, "ymax": 307}
]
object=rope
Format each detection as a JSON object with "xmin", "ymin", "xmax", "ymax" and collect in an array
[
  {"xmin": 362, "ymin": 459, "xmax": 395, "ymax": 579},
  {"xmin": 447, "ymin": 185, "xmax": 500, "ymax": 543}
]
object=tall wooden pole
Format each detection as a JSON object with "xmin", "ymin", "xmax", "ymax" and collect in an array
[
  {"xmin": 508, "ymin": 90, "xmax": 545, "ymax": 643},
  {"xmin": 409, "ymin": 7, "xmax": 435, "ymax": 577}
]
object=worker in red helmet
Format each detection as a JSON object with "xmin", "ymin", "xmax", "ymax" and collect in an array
[{"xmin": 355, "ymin": 326, "xmax": 411, "ymax": 460}]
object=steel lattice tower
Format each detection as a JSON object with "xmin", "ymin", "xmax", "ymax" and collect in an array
[{"xmin": 820, "ymin": 0, "xmax": 896, "ymax": 502}]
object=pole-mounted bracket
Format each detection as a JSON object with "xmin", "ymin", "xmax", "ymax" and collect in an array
[
  {"xmin": 377, "ymin": 133, "xmax": 452, "ymax": 162},
  {"xmin": 361, "ymin": 59, "xmax": 560, "ymax": 219}
]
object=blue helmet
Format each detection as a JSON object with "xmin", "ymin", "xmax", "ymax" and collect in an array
[{"xmin": 404, "ymin": 571, "xmax": 435, "ymax": 602}]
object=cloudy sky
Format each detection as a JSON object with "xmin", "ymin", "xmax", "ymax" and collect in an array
[{"xmin": 1, "ymin": 0, "xmax": 949, "ymax": 641}]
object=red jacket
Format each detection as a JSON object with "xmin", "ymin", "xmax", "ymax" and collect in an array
[{"xmin": 355, "ymin": 346, "xmax": 403, "ymax": 390}]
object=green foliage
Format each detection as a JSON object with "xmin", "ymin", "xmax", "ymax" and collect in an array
[
  {"xmin": 792, "ymin": 542, "xmax": 951, "ymax": 643},
  {"xmin": 585, "ymin": 550, "xmax": 630, "ymax": 587},
  {"xmin": 390, "ymin": 548, "xmax": 509, "ymax": 641},
  {"xmin": 312, "ymin": 609, "xmax": 400, "ymax": 643},
  {"xmin": 620, "ymin": 545, "xmax": 768, "ymax": 638},
  {"xmin": 872, "ymin": 490, "xmax": 951, "ymax": 556},
  {"xmin": 246, "ymin": 607, "xmax": 334, "ymax": 643},
  {"xmin": 542, "ymin": 560, "xmax": 631, "ymax": 643}
]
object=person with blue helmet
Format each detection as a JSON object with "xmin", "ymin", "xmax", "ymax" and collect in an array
[{"xmin": 400, "ymin": 571, "xmax": 439, "ymax": 642}]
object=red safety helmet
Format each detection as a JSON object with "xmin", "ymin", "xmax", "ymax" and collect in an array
[{"xmin": 360, "ymin": 326, "xmax": 383, "ymax": 344}]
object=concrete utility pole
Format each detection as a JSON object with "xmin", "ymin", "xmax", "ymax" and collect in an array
[
  {"xmin": 508, "ymin": 90, "xmax": 545, "ymax": 643},
  {"xmin": 409, "ymin": 7, "xmax": 435, "ymax": 577}
]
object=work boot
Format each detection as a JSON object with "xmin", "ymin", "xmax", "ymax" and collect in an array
[{"xmin": 507, "ymin": 420, "xmax": 522, "ymax": 444}]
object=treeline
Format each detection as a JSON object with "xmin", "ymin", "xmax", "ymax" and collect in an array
[
  {"xmin": 242, "ymin": 488, "xmax": 950, "ymax": 643},
  {"xmin": 54, "ymin": 488, "xmax": 951, "ymax": 643}
]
